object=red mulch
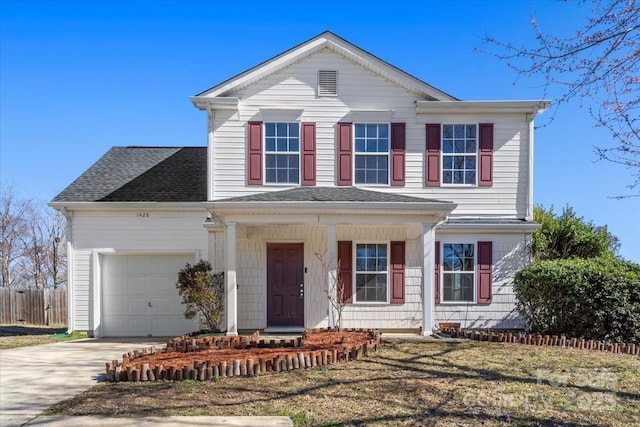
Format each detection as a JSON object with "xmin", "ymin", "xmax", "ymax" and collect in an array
[{"xmin": 120, "ymin": 330, "xmax": 374, "ymax": 371}]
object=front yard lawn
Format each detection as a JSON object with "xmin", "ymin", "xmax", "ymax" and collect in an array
[
  {"xmin": 46, "ymin": 341, "xmax": 640, "ymax": 426},
  {"xmin": 0, "ymin": 325, "xmax": 86, "ymax": 349}
]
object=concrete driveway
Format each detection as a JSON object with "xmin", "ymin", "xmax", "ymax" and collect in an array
[{"xmin": 0, "ymin": 338, "xmax": 165, "ymax": 426}]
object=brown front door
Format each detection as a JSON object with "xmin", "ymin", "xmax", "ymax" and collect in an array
[{"xmin": 267, "ymin": 243, "xmax": 304, "ymax": 327}]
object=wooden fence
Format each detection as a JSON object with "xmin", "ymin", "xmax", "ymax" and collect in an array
[{"xmin": 0, "ymin": 288, "xmax": 67, "ymax": 326}]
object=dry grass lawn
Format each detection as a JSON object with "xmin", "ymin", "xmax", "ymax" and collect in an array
[
  {"xmin": 46, "ymin": 341, "xmax": 640, "ymax": 426},
  {"xmin": 0, "ymin": 325, "xmax": 85, "ymax": 349}
]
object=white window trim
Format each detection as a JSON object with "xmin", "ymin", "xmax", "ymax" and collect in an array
[
  {"xmin": 353, "ymin": 123, "xmax": 391, "ymax": 187},
  {"xmin": 352, "ymin": 241, "xmax": 390, "ymax": 304},
  {"xmin": 264, "ymin": 122, "xmax": 301, "ymax": 186},
  {"xmin": 440, "ymin": 239, "xmax": 477, "ymax": 304},
  {"xmin": 441, "ymin": 123, "xmax": 478, "ymax": 187}
]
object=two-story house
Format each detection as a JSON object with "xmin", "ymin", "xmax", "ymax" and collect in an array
[{"xmin": 51, "ymin": 32, "xmax": 549, "ymax": 337}]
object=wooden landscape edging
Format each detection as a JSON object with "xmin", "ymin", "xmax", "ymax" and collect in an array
[
  {"xmin": 440, "ymin": 327, "xmax": 640, "ymax": 356},
  {"xmin": 105, "ymin": 328, "xmax": 381, "ymax": 383}
]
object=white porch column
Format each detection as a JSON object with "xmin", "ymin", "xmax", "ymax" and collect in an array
[
  {"xmin": 422, "ymin": 223, "xmax": 436, "ymax": 336},
  {"xmin": 326, "ymin": 222, "xmax": 337, "ymax": 328},
  {"xmin": 225, "ymin": 221, "xmax": 238, "ymax": 336}
]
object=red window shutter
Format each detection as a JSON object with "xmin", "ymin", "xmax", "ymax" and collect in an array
[
  {"xmin": 434, "ymin": 241, "xmax": 441, "ymax": 304},
  {"xmin": 390, "ymin": 123, "xmax": 406, "ymax": 186},
  {"xmin": 247, "ymin": 122, "xmax": 263, "ymax": 185},
  {"xmin": 477, "ymin": 241, "xmax": 493, "ymax": 304},
  {"xmin": 301, "ymin": 122, "xmax": 316, "ymax": 186},
  {"xmin": 478, "ymin": 123, "xmax": 494, "ymax": 187},
  {"xmin": 390, "ymin": 241, "xmax": 405, "ymax": 304},
  {"xmin": 425, "ymin": 124, "xmax": 441, "ymax": 187},
  {"xmin": 337, "ymin": 123, "xmax": 352, "ymax": 186},
  {"xmin": 337, "ymin": 241, "xmax": 353, "ymax": 304}
]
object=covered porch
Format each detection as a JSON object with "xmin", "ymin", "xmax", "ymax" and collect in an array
[{"xmin": 203, "ymin": 187, "xmax": 455, "ymax": 336}]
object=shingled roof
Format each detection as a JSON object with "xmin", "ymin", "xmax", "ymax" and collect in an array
[
  {"xmin": 213, "ymin": 186, "xmax": 451, "ymax": 204},
  {"xmin": 51, "ymin": 147, "xmax": 207, "ymax": 203}
]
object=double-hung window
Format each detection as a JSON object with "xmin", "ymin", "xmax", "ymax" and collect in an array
[
  {"xmin": 442, "ymin": 243, "xmax": 475, "ymax": 302},
  {"xmin": 354, "ymin": 243, "xmax": 388, "ymax": 303},
  {"xmin": 354, "ymin": 123, "xmax": 389, "ymax": 185},
  {"xmin": 442, "ymin": 124, "xmax": 477, "ymax": 185},
  {"xmin": 265, "ymin": 122, "xmax": 300, "ymax": 184}
]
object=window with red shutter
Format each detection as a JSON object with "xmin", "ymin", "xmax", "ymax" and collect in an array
[
  {"xmin": 337, "ymin": 123, "xmax": 353, "ymax": 186},
  {"xmin": 434, "ymin": 241, "xmax": 441, "ymax": 304},
  {"xmin": 337, "ymin": 241, "xmax": 353, "ymax": 304},
  {"xmin": 425, "ymin": 124, "xmax": 441, "ymax": 187},
  {"xmin": 477, "ymin": 241, "xmax": 493, "ymax": 304},
  {"xmin": 301, "ymin": 122, "xmax": 316, "ymax": 186},
  {"xmin": 247, "ymin": 122, "xmax": 263, "ymax": 185},
  {"xmin": 390, "ymin": 123, "xmax": 406, "ymax": 186},
  {"xmin": 478, "ymin": 123, "xmax": 494, "ymax": 187},
  {"xmin": 390, "ymin": 241, "xmax": 405, "ymax": 304}
]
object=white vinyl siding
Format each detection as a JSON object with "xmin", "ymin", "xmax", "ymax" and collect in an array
[
  {"xmin": 69, "ymin": 209, "xmax": 207, "ymax": 335},
  {"xmin": 209, "ymin": 48, "xmax": 531, "ymax": 218}
]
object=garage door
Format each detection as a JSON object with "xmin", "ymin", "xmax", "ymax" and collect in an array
[{"xmin": 102, "ymin": 254, "xmax": 199, "ymax": 337}]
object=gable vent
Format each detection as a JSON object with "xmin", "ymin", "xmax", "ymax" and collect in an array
[{"xmin": 318, "ymin": 70, "xmax": 337, "ymax": 96}]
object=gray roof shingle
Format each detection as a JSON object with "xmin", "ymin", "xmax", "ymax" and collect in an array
[
  {"xmin": 214, "ymin": 187, "xmax": 451, "ymax": 204},
  {"xmin": 52, "ymin": 147, "xmax": 207, "ymax": 202}
]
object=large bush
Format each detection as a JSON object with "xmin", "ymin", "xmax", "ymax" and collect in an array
[
  {"xmin": 514, "ymin": 257, "xmax": 640, "ymax": 343},
  {"xmin": 176, "ymin": 261, "xmax": 225, "ymax": 332}
]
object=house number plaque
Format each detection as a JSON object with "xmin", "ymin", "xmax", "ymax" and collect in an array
[{"xmin": 136, "ymin": 212, "xmax": 150, "ymax": 218}]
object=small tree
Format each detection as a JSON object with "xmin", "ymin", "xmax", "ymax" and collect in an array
[
  {"xmin": 531, "ymin": 204, "xmax": 619, "ymax": 260},
  {"xmin": 176, "ymin": 261, "xmax": 224, "ymax": 332},
  {"xmin": 315, "ymin": 250, "xmax": 346, "ymax": 330}
]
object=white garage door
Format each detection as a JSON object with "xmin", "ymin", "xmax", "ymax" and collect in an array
[{"xmin": 102, "ymin": 254, "xmax": 199, "ymax": 337}]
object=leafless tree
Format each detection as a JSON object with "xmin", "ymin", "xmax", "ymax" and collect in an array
[
  {"xmin": 0, "ymin": 187, "xmax": 30, "ymax": 287},
  {"xmin": 315, "ymin": 250, "xmax": 346, "ymax": 330},
  {"xmin": 0, "ymin": 186, "xmax": 67, "ymax": 288},
  {"xmin": 481, "ymin": 0, "xmax": 640, "ymax": 196}
]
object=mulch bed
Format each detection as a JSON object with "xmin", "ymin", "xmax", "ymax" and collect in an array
[{"xmin": 106, "ymin": 328, "xmax": 380, "ymax": 382}]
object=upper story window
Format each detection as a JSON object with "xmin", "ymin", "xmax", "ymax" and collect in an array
[
  {"xmin": 265, "ymin": 122, "xmax": 299, "ymax": 184},
  {"xmin": 442, "ymin": 124, "xmax": 477, "ymax": 185},
  {"xmin": 442, "ymin": 243, "xmax": 475, "ymax": 302},
  {"xmin": 354, "ymin": 123, "xmax": 389, "ymax": 185},
  {"xmin": 355, "ymin": 243, "xmax": 388, "ymax": 303}
]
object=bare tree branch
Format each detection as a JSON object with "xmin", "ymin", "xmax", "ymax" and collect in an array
[{"xmin": 480, "ymin": 0, "xmax": 640, "ymax": 196}]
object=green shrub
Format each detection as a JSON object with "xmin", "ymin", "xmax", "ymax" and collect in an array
[
  {"xmin": 176, "ymin": 261, "xmax": 225, "ymax": 332},
  {"xmin": 532, "ymin": 205, "xmax": 618, "ymax": 260},
  {"xmin": 514, "ymin": 257, "xmax": 640, "ymax": 343}
]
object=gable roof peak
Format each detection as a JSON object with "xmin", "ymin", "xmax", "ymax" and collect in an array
[{"xmin": 191, "ymin": 31, "xmax": 457, "ymax": 106}]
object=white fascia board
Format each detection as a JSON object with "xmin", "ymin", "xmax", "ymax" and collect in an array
[
  {"xmin": 195, "ymin": 38, "xmax": 327, "ymax": 99},
  {"xmin": 416, "ymin": 100, "xmax": 551, "ymax": 115},
  {"xmin": 190, "ymin": 96, "xmax": 240, "ymax": 111},
  {"xmin": 48, "ymin": 202, "xmax": 206, "ymax": 212},
  {"xmin": 438, "ymin": 222, "xmax": 541, "ymax": 234}
]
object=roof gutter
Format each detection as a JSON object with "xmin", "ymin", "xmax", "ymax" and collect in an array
[
  {"xmin": 416, "ymin": 100, "xmax": 551, "ymax": 115},
  {"xmin": 439, "ymin": 221, "xmax": 541, "ymax": 234},
  {"xmin": 48, "ymin": 201, "xmax": 207, "ymax": 211}
]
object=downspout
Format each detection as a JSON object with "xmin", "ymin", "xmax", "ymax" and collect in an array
[{"xmin": 61, "ymin": 207, "xmax": 74, "ymax": 335}]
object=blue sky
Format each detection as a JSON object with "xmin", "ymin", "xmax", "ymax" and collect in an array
[{"xmin": 1, "ymin": 0, "xmax": 638, "ymax": 261}]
